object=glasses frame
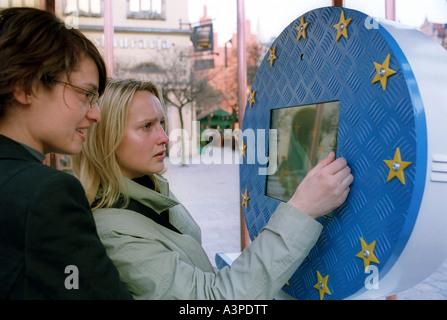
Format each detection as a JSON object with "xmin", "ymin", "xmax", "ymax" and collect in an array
[{"xmin": 54, "ymin": 79, "xmax": 99, "ymax": 108}]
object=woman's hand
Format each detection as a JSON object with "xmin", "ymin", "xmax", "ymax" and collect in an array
[{"xmin": 287, "ymin": 152, "xmax": 354, "ymax": 219}]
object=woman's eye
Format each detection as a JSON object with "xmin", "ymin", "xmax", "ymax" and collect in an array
[
  {"xmin": 84, "ymin": 93, "xmax": 93, "ymax": 102},
  {"xmin": 143, "ymin": 122, "xmax": 152, "ymax": 129}
]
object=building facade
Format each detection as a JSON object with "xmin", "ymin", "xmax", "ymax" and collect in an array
[
  {"xmin": 0, "ymin": 0, "xmax": 199, "ymax": 159},
  {"xmin": 58, "ymin": 0, "xmax": 192, "ymax": 73},
  {"xmin": 58, "ymin": 0, "xmax": 198, "ymax": 159}
]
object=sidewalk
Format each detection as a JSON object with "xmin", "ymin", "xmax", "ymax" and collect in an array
[{"xmin": 164, "ymin": 148, "xmax": 447, "ymax": 300}]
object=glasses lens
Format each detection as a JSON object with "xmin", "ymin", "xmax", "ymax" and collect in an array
[{"xmin": 90, "ymin": 93, "xmax": 99, "ymax": 108}]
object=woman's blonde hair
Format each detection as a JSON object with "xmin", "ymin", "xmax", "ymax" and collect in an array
[{"xmin": 73, "ymin": 78, "xmax": 164, "ymax": 210}]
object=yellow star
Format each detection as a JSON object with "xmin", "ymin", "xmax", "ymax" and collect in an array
[
  {"xmin": 240, "ymin": 139, "xmax": 247, "ymax": 158},
  {"xmin": 313, "ymin": 271, "xmax": 331, "ymax": 300},
  {"xmin": 384, "ymin": 147, "xmax": 412, "ymax": 185},
  {"xmin": 296, "ymin": 16, "xmax": 309, "ymax": 41},
  {"xmin": 356, "ymin": 238, "xmax": 380, "ymax": 269},
  {"xmin": 248, "ymin": 89, "xmax": 256, "ymax": 108},
  {"xmin": 333, "ymin": 11, "xmax": 352, "ymax": 42},
  {"xmin": 241, "ymin": 189, "xmax": 250, "ymax": 209},
  {"xmin": 372, "ymin": 54, "xmax": 397, "ymax": 91},
  {"xmin": 267, "ymin": 45, "xmax": 277, "ymax": 68}
]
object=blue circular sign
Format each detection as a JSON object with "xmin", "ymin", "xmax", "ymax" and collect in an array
[{"xmin": 240, "ymin": 7, "xmax": 427, "ymax": 300}]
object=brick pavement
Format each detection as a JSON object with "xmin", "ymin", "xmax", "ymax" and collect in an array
[{"xmin": 164, "ymin": 148, "xmax": 447, "ymax": 300}]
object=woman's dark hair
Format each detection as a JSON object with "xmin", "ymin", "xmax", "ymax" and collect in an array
[{"xmin": 0, "ymin": 7, "xmax": 107, "ymax": 117}]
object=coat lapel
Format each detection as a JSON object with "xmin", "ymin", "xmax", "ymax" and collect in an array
[{"xmin": 123, "ymin": 176, "xmax": 179, "ymax": 215}]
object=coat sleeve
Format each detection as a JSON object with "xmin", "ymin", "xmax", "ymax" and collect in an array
[
  {"xmin": 97, "ymin": 202, "xmax": 322, "ymax": 300},
  {"xmin": 26, "ymin": 170, "xmax": 132, "ymax": 300}
]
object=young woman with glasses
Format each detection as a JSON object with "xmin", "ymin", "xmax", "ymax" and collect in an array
[{"xmin": 0, "ymin": 7, "xmax": 131, "ymax": 299}]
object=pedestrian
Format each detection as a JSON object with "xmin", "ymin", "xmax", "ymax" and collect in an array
[
  {"xmin": 0, "ymin": 7, "xmax": 132, "ymax": 299},
  {"xmin": 73, "ymin": 78, "xmax": 354, "ymax": 299}
]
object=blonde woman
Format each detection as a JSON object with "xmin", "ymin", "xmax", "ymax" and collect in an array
[{"xmin": 74, "ymin": 79, "xmax": 353, "ymax": 299}]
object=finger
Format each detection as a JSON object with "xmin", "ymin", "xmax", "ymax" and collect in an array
[
  {"xmin": 334, "ymin": 165, "xmax": 351, "ymax": 182},
  {"xmin": 340, "ymin": 187, "xmax": 350, "ymax": 203},
  {"xmin": 338, "ymin": 171, "xmax": 354, "ymax": 189},
  {"xmin": 325, "ymin": 157, "xmax": 348, "ymax": 175},
  {"xmin": 313, "ymin": 152, "xmax": 335, "ymax": 170}
]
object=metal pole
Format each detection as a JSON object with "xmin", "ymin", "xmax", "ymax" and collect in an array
[
  {"xmin": 332, "ymin": 0, "xmax": 344, "ymax": 7},
  {"xmin": 237, "ymin": 0, "xmax": 250, "ymax": 250},
  {"xmin": 39, "ymin": 0, "xmax": 55, "ymax": 13},
  {"xmin": 104, "ymin": 0, "xmax": 114, "ymax": 77},
  {"xmin": 237, "ymin": 0, "xmax": 247, "ymax": 125},
  {"xmin": 385, "ymin": 0, "xmax": 396, "ymax": 21}
]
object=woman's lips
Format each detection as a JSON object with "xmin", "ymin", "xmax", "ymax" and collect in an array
[
  {"xmin": 154, "ymin": 150, "xmax": 165, "ymax": 160},
  {"xmin": 76, "ymin": 128, "xmax": 87, "ymax": 141}
]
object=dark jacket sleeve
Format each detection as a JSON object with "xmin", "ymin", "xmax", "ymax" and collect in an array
[{"xmin": 25, "ymin": 169, "xmax": 132, "ymax": 299}]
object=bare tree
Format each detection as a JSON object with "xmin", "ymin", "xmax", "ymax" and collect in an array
[
  {"xmin": 155, "ymin": 48, "xmax": 223, "ymax": 164},
  {"xmin": 210, "ymin": 41, "xmax": 265, "ymax": 126}
]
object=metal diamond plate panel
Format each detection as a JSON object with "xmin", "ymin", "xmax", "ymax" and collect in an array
[{"xmin": 240, "ymin": 7, "xmax": 426, "ymax": 300}]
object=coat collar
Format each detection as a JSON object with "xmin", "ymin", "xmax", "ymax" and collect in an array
[
  {"xmin": 0, "ymin": 134, "xmax": 43, "ymax": 163},
  {"xmin": 123, "ymin": 175, "xmax": 179, "ymax": 215}
]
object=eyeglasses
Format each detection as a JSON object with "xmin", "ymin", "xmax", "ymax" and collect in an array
[{"xmin": 54, "ymin": 80, "xmax": 99, "ymax": 108}]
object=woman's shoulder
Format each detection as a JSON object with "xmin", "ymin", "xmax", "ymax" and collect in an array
[
  {"xmin": 92, "ymin": 207, "xmax": 164, "ymax": 239},
  {"xmin": 6, "ymin": 162, "xmax": 85, "ymax": 202},
  {"xmin": 93, "ymin": 207, "xmax": 138, "ymax": 223}
]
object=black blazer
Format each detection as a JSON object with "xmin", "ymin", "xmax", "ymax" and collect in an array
[{"xmin": 0, "ymin": 134, "xmax": 132, "ymax": 299}]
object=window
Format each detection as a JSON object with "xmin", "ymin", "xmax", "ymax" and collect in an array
[
  {"xmin": 63, "ymin": 0, "xmax": 102, "ymax": 17},
  {"xmin": 128, "ymin": 0, "xmax": 165, "ymax": 20},
  {"xmin": 0, "ymin": 0, "xmax": 37, "ymax": 8}
]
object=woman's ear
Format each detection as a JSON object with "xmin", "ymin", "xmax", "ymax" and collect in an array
[{"xmin": 12, "ymin": 82, "xmax": 34, "ymax": 105}]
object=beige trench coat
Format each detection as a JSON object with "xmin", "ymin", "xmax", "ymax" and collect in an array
[{"xmin": 93, "ymin": 175, "xmax": 322, "ymax": 299}]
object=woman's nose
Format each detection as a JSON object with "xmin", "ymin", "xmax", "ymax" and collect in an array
[
  {"xmin": 158, "ymin": 125, "xmax": 169, "ymax": 145},
  {"xmin": 86, "ymin": 103, "xmax": 101, "ymax": 123}
]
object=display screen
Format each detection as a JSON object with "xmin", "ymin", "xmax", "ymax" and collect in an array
[{"xmin": 266, "ymin": 101, "xmax": 340, "ymax": 207}]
